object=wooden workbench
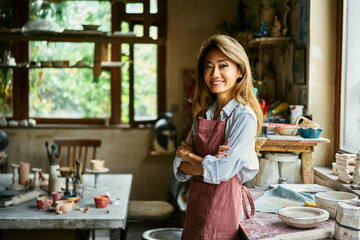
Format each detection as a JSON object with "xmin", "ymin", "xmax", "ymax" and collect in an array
[
  {"xmin": 239, "ymin": 188, "xmax": 334, "ymax": 239},
  {"xmin": 257, "ymin": 136, "xmax": 330, "ymax": 184},
  {"xmin": 0, "ymin": 174, "xmax": 133, "ymax": 240}
]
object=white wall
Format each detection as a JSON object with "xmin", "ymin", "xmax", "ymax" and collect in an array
[
  {"xmin": 308, "ymin": 0, "xmax": 337, "ymax": 166},
  {"xmin": 166, "ymin": 0, "xmax": 239, "ymax": 142}
]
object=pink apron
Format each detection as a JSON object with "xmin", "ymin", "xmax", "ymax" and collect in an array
[{"xmin": 181, "ymin": 109, "xmax": 255, "ymax": 240}]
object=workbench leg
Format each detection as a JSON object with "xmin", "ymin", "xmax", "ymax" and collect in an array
[
  {"xmin": 301, "ymin": 152, "xmax": 314, "ymax": 184},
  {"xmin": 110, "ymin": 228, "xmax": 127, "ymax": 240}
]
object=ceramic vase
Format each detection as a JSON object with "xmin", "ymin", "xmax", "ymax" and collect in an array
[
  {"xmin": 19, "ymin": 161, "xmax": 30, "ymax": 186},
  {"xmin": 48, "ymin": 164, "xmax": 62, "ymax": 194}
]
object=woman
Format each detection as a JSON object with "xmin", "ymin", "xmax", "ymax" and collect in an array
[{"xmin": 173, "ymin": 34, "xmax": 263, "ymax": 240}]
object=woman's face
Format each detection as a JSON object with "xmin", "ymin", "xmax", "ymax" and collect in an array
[{"xmin": 203, "ymin": 48, "xmax": 242, "ymax": 100}]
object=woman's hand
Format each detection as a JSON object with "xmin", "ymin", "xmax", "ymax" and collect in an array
[
  {"xmin": 176, "ymin": 130, "xmax": 195, "ymax": 161},
  {"xmin": 214, "ymin": 137, "xmax": 231, "ymax": 158}
]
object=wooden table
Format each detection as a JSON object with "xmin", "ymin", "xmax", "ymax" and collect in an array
[
  {"xmin": 257, "ymin": 136, "xmax": 330, "ymax": 184},
  {"xmin": 0, "ymin": 173, "xmax": 132, "ymax": 240},
  {"xmin": 239, "ymin": 188, "xmax": 334, "ymax": 240}
]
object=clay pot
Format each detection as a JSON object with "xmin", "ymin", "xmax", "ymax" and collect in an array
[
  {"xmin": 48, "ymin": 164, "xmax": 62, "ymax": 194},
  {"xmin": 51, "ymin": 191, "xmax": 62, "ymax": 206},
  {"xmin": 295, "ymin": 116, "xmax": 321, "ymax": 129},
  {"xmin": 36, "ymin": 196, "xmax": 53, "ymax": 209},
  {"xmin": 94, "ymin": 195, "xmax": 110, "ymax": 208},
  {"xmin": 335, "ymin": 200, "xmax": 360, "ymax": 239},
  {"xmin": 90, "ymin": 159, "xmax": 105, "ymax": 170},
  {"xmin": 19, "ymin": 161, "xmax": 30, "ymax": 186},
  {"xmin": 63, "ymin": 195, "xmax": 80, "ymax": 207},
  {"xmin": 56, "ymin": 200, "xmax": 73, "ymax": 214},
  {"xmin": 315, "ymin": 191, "xmax": 358, "ymax": 218},
  {"xmin": 57, "ymin": 167, "xmax": 74, "ymax": 178}
]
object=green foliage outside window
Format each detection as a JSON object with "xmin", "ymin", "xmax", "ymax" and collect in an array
[
  {"xmin": 0, "ymin": 68, "xmax": 13, "ymax": 116},
  {"xmin": 29, "ymin": 1, "xmax": 111, "ymax": 119},
  {"xmin": 27, "ymin": 0, "xmax": 158, "ymax": 122}
]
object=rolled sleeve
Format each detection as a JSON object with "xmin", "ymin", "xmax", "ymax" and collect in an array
[
  {"xmin": 202, "ymin": 111, "xmax": 259, "ymax": 184},
  {"xmin": 173, "ymin": 120, "xmax": 198, "ymax": 182}
]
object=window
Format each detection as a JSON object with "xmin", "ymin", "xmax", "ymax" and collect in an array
[
  {"xmin": 29, "ymin": 1, "xmax": 111, "ymax": 119},
  {"xmin": 337, "ymin": 0, "xmax": 360, "ymax": 153},
  {"xmin": 8, "ymin": 0, "xmax": 166, "ymax": 126},
  {"xmin": 114, "ymin": 0, "xmax": 166, "ymax": 125}
]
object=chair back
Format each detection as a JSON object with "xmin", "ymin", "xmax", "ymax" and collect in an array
[{"xmin": 54, "ymin": 138, "xmax": 101, "ymax": 173}]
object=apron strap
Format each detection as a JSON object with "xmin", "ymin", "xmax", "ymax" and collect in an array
[
  {"xmin": 241, "ymin": 186, "xmax": 255, "ymax": 219},
  {"xmin": 226, "ymin": 105, "xmax": 239, "ymax": 121}
]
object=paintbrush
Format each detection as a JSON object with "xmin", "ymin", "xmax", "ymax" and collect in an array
[
  {"xmin": 51, "ymin": 144, "xmax": 57, "ymax": 165},
  {"xmin": 45, "ymin": 141, "xmax": 52, "ymax": 165}
]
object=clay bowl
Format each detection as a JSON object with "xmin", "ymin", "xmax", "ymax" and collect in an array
[
  {"xmin": 278, "ymin": 206, "xmax": 329, "ymax": 228},
  {"xmin": 57, "ymin": 167, "xmax": 74, "ymax": 178},
  {"xmin": 276, "ymin": 125, "xmax": 298, "ymax": 136},
  {"xmin": 90, "ymin": 159, "xmax": 105, "ymax": 170},
  {"xmin": 315, "ymin": 191, "xmax": 358, "ymax": 218},
  {"xmin": 63, "ymin": 194, "xmax": 80, "ymax": 207},
  {"xmin": 36, "ymin": 196, "xmax": 53, "ymax": 209},
  {"xmin": 298, "ymin": 127, "xmax": 323, "ymax": 138},
  {"xmin": 94, "ymin": 195, "xmax": 110, "ymax": 208}
]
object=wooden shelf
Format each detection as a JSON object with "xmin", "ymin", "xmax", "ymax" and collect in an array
[
  {"xmin": 0, "ymin": 61, "xmax": 124, "ymax": 69},
  {"xmin": 248, "ymin": 37, "xmax": 291, "ymax": 48},
  {"xmin": 0, "ymin": 29, "xmax": 164, "ymax": 44}
]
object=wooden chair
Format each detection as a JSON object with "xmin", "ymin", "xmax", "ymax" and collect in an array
[
  {"xmin": 54, "ymin": 138, "xmax": 102, "ymax": 240},
  {"xmin": 54, "ymin": 138, "xmax": 101, "ymax": 173}
]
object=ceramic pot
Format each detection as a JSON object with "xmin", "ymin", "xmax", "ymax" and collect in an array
[
  {"xmin": 63, "ymin": 195, "xmax": 80, "ymax": 207},
  {"xmin": 48, "ymin": 164, "xmax": 62, "ymax": 194},
  {"xmin": 52, "ymin": 191, "xmax": 62, "ymax": 206},
  {"xmin": 56, "ymin": 200, "xmax": 73, "ymax": 214},
  {"xmin": 36, "ymin": 196, "xmax": 53, "ymax": 209},
  {"xmin": 335, "ymin": 200, "xmax": 360, "ymax": 240},
  {"xmin": 94, "ymin": 195, "xmax": 110, "ymax": 208},
  {"xmin": 19, "ymin": 161, "xmax": 30, "ymax": 186},
  {"xmin": 315, "ymin": 191, "xmax": 358, "ymax": 218},
  {"xmin": 295, "ymin": 116, "xmax": 321, "ymax": 129}
]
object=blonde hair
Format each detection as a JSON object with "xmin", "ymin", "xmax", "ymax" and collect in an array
[{"xmin": 192, "ymin": 34, "xmax": 263, "ymax": 149}]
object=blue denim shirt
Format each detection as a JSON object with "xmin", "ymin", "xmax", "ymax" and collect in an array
[{"xmin": 173, "ymin": 98, "xmax": 259, "ymax": 184}]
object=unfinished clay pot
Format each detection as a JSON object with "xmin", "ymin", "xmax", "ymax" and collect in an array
[
  {"xmin": 56, "ymin": 200, "xmax": 73, "ymax": 214},
  {"xmin": 335, "ymin": 200, "xmax": 360, "ymax": 239},
  {"xmin": 36, "ymin": 196, "xmax": 53, "ymax": 209},
  {"xmin": 94, "ymin": 195, "xmax": 110, "ymax": 208},
  {"xmin": 315, "ymin": 191, "xmax": 358, "ymax": 218}
]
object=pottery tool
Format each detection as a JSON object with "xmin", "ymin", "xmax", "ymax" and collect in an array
[
  {"xmin": 45, "ymin": 141, "xmax": 52, "ymax": 165},
  {"xmin": 3, "ymin": 191, "xmax": 40, "ymax": 207},
  {"xmin": 51, "ymin": 144, "xmax": 56, "ymax": 164}
]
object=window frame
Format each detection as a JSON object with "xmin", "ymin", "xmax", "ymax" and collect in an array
[
  {"xmin": 334, "ymin": 0, "xmax": 343, "ymax": 152},
  {"xmin": 10, "ymin": 0, "xmax": 166, "ymax": 127},
  {"xmin": 335, "ymin": 0, "xmax": 359, "ymax": 154}
]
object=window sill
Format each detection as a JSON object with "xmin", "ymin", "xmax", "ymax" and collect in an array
[
  {"xmin": 1, "ymin": 123, "xmax": 154, "ymax": 129},
  {"xmin": 314, "ymin": 166, "xmax": 360, "ymax": 197}
]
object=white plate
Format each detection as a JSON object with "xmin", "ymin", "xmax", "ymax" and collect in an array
[{"xmin": 278, "ymin": 206, "xmax": 329, "ymax": 228}]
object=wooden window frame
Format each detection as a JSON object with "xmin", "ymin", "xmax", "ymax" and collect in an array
[
  {"xmin": 10, "ymin": 0, "xmax": 166, "ymax": 127},
  {"xmin": 334, "ymin": 0, "xmax": 343, "ymax": 152}
]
